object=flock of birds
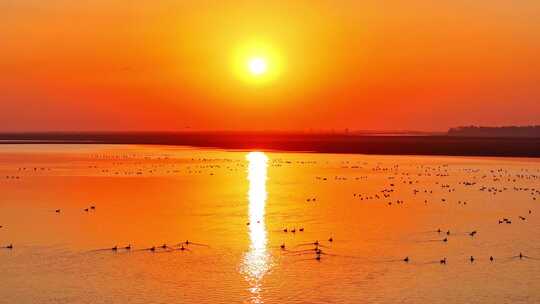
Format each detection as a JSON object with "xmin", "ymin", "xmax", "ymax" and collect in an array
[
  {"xmin": 1, "ymin": 151, "xmax": 540, "ymax": 269},
  {"xmin": 268, "ymin": 160, "xmax": 540, "ymax": 264},
  {"xmin": 91, "ymin": 240, "xmax": 209, "ymax": 253},
  {"xmin": 270, "ymin": 229, "xmax": 539, "ymax": 265},
  {"xmin": 1, "ymin": 205, "xmax": 210, "ymax": 254}
]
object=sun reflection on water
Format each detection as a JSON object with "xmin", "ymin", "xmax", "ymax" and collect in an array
[{"xmin": 242, "ymin": 152, "xmax": 271, "ymax": 304}]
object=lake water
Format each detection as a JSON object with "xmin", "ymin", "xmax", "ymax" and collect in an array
[{"xmin": 1, "ymin": 144, "xmax": 539, "ymax": 304}]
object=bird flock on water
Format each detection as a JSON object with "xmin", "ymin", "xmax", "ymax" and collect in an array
[{"xmin": 2, "ymin": 154, "xmax": 540, "ymax": 267}]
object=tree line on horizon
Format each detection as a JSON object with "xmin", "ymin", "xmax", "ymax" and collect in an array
[{"xmin": 448, "ymin": 126, "xmax": 540, "ymax": 138}]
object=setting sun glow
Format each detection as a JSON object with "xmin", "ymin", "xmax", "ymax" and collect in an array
[
  {"xmin": 232, "ymin": 41, "xmax": 281, "ymax": 85},
  {"xmin": 248, "ymin": 58, "xmax": 267, "ymax": 76}
]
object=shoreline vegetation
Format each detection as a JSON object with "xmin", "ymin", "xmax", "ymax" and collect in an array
[
  {"xmin": 448, "ymin": 126, "xmax": 540, "ymax": 138},
  {"xmin": 0, "ymin": 127, "xmax": 539, "ymax": 158}
]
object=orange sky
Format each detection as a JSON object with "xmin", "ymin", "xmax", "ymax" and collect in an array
[{"xmin": 1, "ymin": 0, "xmax": 539, "ymax": 132}]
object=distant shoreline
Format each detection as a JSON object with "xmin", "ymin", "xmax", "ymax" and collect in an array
[{"xmin": 0, "ymin": 132, "xmax": 539, "ymax": 158}]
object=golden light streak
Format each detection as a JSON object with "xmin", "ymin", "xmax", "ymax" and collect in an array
[{"xmin": 241, "ymin": 151, "xmax": 271, "ymax": 304}]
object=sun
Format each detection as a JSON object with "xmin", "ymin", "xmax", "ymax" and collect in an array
[
  {"xmin": 232, "ymin": 41, "xmax": 281, "ymax": 84},
  {"xmin": 248, "ymin": 57, "xmax": 268, "ymax": 76}
]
